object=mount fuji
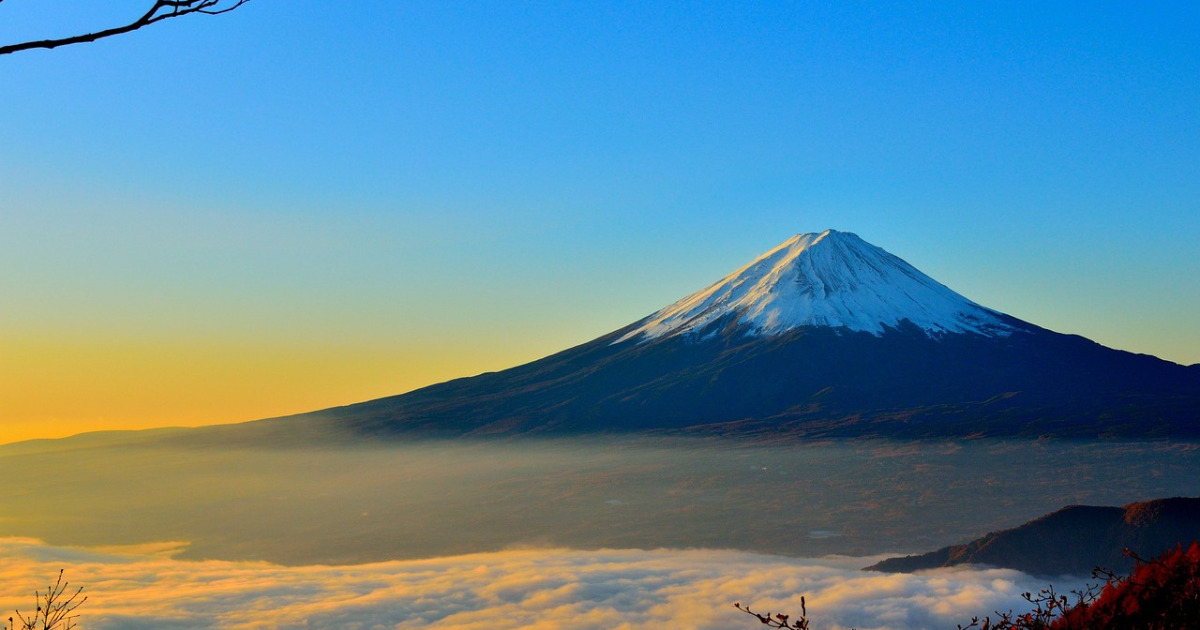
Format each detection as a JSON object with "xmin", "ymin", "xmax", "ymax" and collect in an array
[
  {"xmin": 239, "ymin": 230, "xmax": 1200, "ymax": 441},
  {"xmin": 617, "ymin": 230, "xmax": 1016, "ymax": 342}
]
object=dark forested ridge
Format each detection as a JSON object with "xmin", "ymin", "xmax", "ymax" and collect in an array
[{"xmin": 868, "ymin": 497, "xmax": 1200, "ymax": 576}]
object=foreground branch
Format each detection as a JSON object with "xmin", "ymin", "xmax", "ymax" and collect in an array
[
  {"xmin": 0, "ymin": 0, "xmax": 251, "ymax": 56},
  {"xmin": 734, "ymin": 598, "xmax": 811, "ymax": 629},
  {"xmin": 9, "ymin": 569, "xmax": 87, "ymax": 630}
]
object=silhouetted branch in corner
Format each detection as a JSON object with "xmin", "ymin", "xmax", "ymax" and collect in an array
[
  {"xmin": 7, "ymin": 570, "xmax": 86, "ymax": 630},
  {"xmin": 0, "ymin": 0, "xmax": 251, "ymax": 56}
]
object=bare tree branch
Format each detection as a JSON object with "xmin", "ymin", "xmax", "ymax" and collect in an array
[
  {"xmin": 12, "ymin": 569, "xmax": 87, "ymax": 630},
  {"xmin": 0, "ymin": 0, "xmax": 251, "ymax": 56}
]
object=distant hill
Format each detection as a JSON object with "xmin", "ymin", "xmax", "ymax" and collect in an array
[{"xmin": 867, "ymin": 497, "xmax": 1200, "ymax": 576}]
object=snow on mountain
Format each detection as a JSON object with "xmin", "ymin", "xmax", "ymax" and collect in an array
[{"xmin": 618, "ymin": 229, "xmax": 1016, "ymax": 343}]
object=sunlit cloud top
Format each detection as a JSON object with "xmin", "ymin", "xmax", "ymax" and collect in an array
[{"xmin": 0, "ymin": 538, "xmax": 1081, "ymax": 630}]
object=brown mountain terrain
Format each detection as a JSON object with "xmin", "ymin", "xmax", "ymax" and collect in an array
[{"xmin": 867, "ymin": 497, "xmax": 1200, "ymax": 577}]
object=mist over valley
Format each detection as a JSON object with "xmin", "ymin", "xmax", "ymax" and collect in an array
[{"xmin": 3, "ymin": 435, "xmax": 1198, "ymax": 566}]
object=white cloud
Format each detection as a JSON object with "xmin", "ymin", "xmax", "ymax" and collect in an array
[{"xmin": 0, "ymin": 538, "xmax": 1083, "ymax": 630}]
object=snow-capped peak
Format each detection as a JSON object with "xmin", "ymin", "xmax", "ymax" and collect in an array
[{"xmin": 617, "ymin": 230, "xmax": 1015, "ymax": 343}]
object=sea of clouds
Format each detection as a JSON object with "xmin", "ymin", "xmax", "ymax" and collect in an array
[{"xmin": 0, "ymin": 537, "xmax": 1087, "ymax": 630}]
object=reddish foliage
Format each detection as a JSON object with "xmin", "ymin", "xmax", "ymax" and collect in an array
[
  {"xmin": 1050, "ymin": 541, "xmax": 1200, "ymax": 630},
  {"xmin": 743, "ymin": 542, "xmax": 1200, "ymax": 630}
]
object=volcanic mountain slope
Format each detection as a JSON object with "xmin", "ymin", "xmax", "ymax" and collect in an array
[
  {"xmin": 867, "ymin": 497, "xmax": 1200, "ymax": 577},
  {"xmin": 241, "ymin": 230, "xmax": 1199, "ymax": 441}
]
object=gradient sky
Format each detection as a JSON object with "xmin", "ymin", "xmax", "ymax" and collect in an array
[{"xmin": 1, "ymin": 1, "xmax": 1198, "ymax": 443}]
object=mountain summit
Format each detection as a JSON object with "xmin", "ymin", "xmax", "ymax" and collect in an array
[
  {"xmin": 214, "ymin": 230, "xmax": 1199, "ymax": 442},
  {"xmin": 619, "ymin": 230, "xmax": 1014, "ymax": 342}
]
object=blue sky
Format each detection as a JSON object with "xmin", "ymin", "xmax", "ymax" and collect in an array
[{"xmin": 1, "ymin": 1, "xmax": 1198, "ymax": 439}]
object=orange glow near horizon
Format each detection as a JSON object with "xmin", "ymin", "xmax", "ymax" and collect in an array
[{"xmin": 0, "ymin": 334, "xmax": 539, "ymax": 445}]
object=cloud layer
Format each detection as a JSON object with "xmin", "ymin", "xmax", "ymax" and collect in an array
[{"xmin": 0, "ymin": 538, "xmax": 1083, "ymax": 630}]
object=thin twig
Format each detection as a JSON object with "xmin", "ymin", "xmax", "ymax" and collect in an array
[{"xmin": 0, "ymin": 0, "xmax": 251, "ymax": 56}]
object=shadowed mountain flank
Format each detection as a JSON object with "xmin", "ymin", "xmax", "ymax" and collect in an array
[{"xmin": 191, "ymin": 230, "xmax": 1200, "ymax": 443}]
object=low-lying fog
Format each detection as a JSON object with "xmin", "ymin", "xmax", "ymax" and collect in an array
[
  {"xmin": 3, "ymin": 435, "xmax": 1197, "ymax": 628},
  {"xmin": 1, "ymin": 435, "xmax": 1197, "ymax": 565}
]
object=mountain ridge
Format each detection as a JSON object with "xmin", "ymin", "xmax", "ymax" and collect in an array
[
  {"xmin": 867, "ymin": 497, "xmax": 1200, "ymax": 577},
  {"xmin": 171, "ymin": 230, "xmax": 1200, "ymax": 443}
]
